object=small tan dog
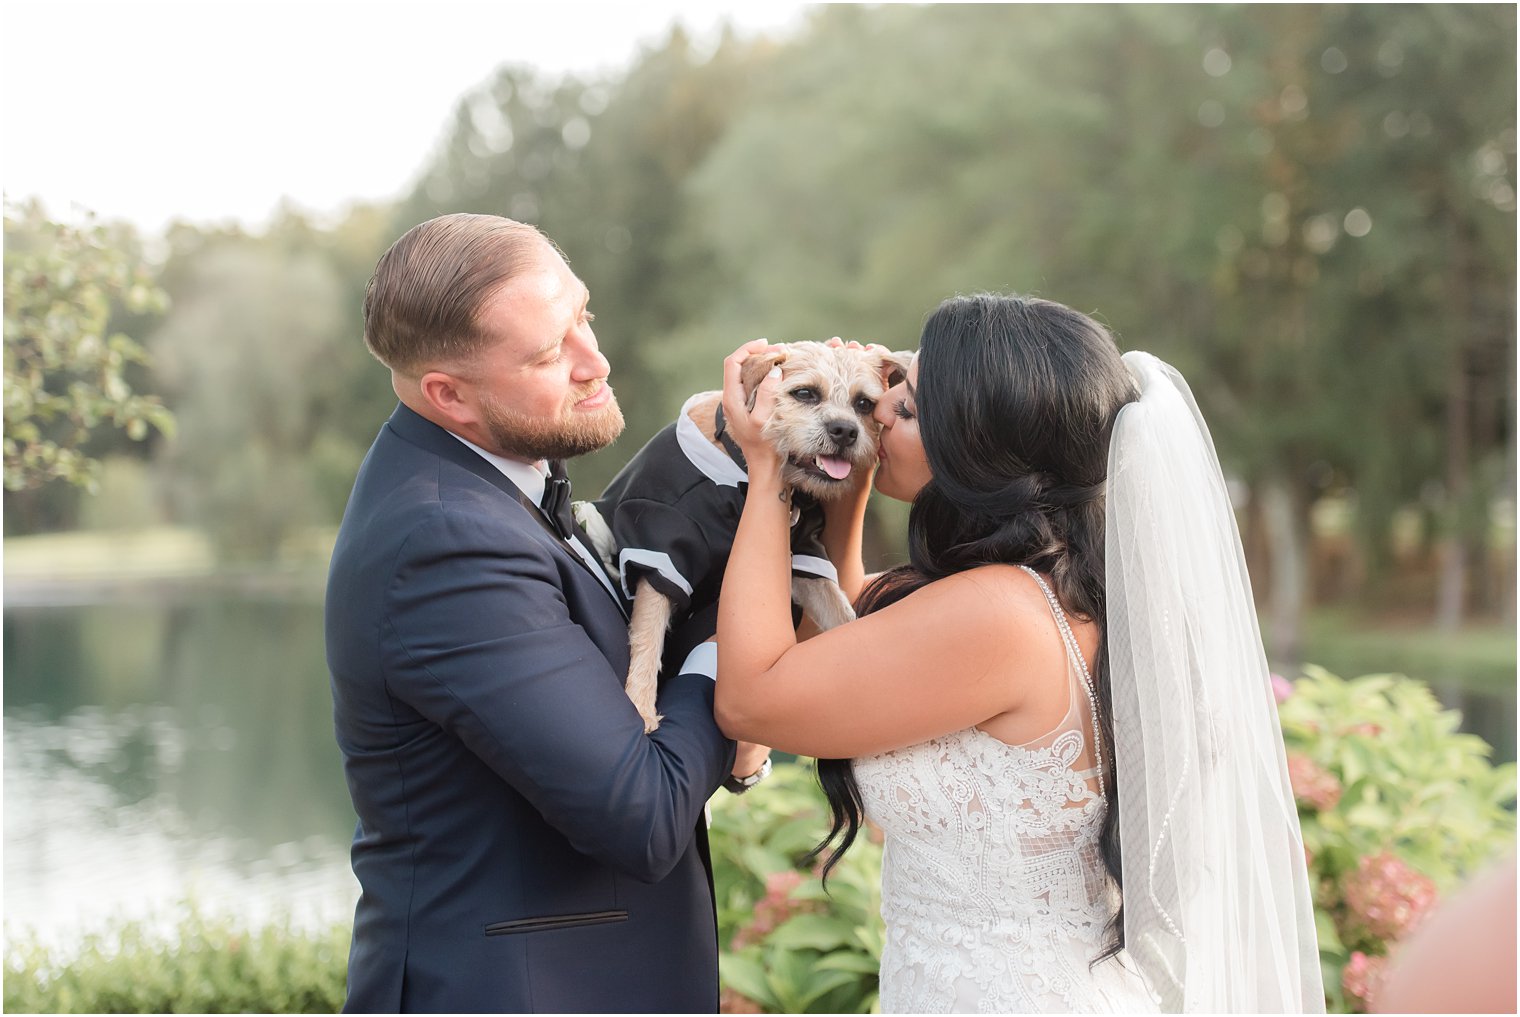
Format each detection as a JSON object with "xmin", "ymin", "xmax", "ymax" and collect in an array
[{"xmin": 576, "ymin": 340, "xmax": 913, "ymax": 732}]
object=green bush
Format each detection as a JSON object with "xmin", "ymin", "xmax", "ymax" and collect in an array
[
  {"xmin": 3, "ymin": 909, "xmax": 348, "ymax": 1014},
  {"xmin": 7, "ymin": 670, "xmax": 1512, "ymax": 1014},
  {"xmin": 1278, "ymin": 667, "xmax": 1517, "ymax": 1013},
  {"xmin": 709, "ymin": 759, "xmax": 884, "ymax": 1014}
]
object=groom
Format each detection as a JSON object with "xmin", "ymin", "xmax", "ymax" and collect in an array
[{"xmin": 326, "ymin": 213, "xmax": 755, "ymax": 1012}]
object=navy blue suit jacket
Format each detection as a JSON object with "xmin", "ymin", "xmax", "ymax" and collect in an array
[{"xmin": 325, "ymin": 404, "xmax": 737, "ymax": 1013}]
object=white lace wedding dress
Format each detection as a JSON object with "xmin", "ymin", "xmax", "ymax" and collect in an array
[{"xmin": 854, "ymin": 567, "xmax": 1160, "ymax": 1013}]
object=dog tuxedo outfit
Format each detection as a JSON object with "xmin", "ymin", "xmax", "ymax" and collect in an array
[{"xmin": 589, "ymin": 393, "xmax": 838, "ymax": 616}]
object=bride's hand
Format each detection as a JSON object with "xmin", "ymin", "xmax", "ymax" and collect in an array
[{"xmin": 721, "ymin": 339, "xmax": 786, "ymax": 483}]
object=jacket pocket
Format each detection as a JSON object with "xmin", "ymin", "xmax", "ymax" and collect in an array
[{"xmin": 484, "ymin": 909, "xmax": 629, "ymax": 936}]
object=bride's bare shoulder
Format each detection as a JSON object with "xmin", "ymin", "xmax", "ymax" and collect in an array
[{"xmin": 883, "ymin": 564, "xmax": 1062, "ymax": 637}]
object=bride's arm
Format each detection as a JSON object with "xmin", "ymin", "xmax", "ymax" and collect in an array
[
  {"xmin": 714, "ymin": 341, "xmax": 799, "ymax": 684},
  {"xmin": 714, "ymin": 342, "xmax": 1044, "ymax": 760},
  {"xmin": 797, "ymin": 476, "xmax": 870, "ymax": 642},
  {"xmin": 818, "ymin": 337, "xmax": 878, "ymax": 606},
  {"xmin": 818, "ymin": 472, "xmax": 871, "ymax": 606}
]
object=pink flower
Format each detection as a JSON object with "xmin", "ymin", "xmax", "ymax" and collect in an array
[
  {"xmin": 1342, "ymin": 950, "xmax": 1387, "ymax": 1008},
  {"xmin": 1287, "ymin": 753, "xmax": 1343, "ymax": 811},
  {"xmin": 765, "ymin": 870, "xmax": 803, "ymax": 897},
  {"xmin": 1271, "ymin": 672, "xmax": 1294, "ymax": 704},
  {"xmin": 1343, "ymin": 852, "xmax": 1439, "ymax": 943}
]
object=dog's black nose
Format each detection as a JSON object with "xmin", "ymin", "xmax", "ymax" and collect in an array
[{"xmin": 826, "ymin": 420, "xmax": 859, "ymax": 448}]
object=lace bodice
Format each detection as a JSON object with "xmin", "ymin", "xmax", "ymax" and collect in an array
[{"xmin": 854, "ymin": 568, "xmax": 1159, "ymax": 1013}]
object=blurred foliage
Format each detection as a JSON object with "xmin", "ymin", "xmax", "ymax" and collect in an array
[
  {"xmin": 3, "ymin": 203, "xmax": 174, "ymax": 493},
  {"xmin": 1279, "ymin": 666, "xmax": 1517, "ymax": 1012},
  {"xmin": 150, "ymin": 220, "xmax": 355, "ymax": 559},
  {"xmin": 2, "ymin": 908, "xmax": 349, "ymax": 1013},
  {"xmin": 4, "ymin": 5, "xmax": 1514, "ymax": 635},
  {"xmin": 710, "ymin": 759, "xmax": 884, "ymax": 1013}
]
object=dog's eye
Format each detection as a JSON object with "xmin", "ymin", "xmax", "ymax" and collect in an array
[
  {"xmin": 790, "ymin": 388, "xmax": 819, "ymax": 403},
  {"xmin": 853, "ymin": 396, "xmax": 876, "ymax": 415}
]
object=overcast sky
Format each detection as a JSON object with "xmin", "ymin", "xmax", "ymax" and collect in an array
[{"xmin": 2, "ymin": 0, "xmax": 810, "ymax": 234}]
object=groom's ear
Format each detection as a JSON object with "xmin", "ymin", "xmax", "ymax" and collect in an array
[
  {"xmin": 740, "ymin": 347, "xmax": 787, "ymax": 410},
  {"xmin": 418, "ymin": 369, "xmax": 480, "ymax": 429}
]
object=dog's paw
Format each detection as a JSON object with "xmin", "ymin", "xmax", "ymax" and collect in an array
[{"xmin": 642, "ymin": 710, "xmax": 665, "ymax": 735}]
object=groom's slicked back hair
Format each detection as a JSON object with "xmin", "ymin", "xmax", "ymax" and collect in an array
[{"xmin": 363, "ymin": 213, "xmax": 561, "ymax": 375}]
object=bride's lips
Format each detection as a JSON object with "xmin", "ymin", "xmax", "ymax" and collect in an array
[{"xmin": 576, "ymin": 385, "xmax": 612, "ymax": 410}]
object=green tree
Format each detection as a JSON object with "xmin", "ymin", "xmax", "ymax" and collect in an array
[
  {"xmin": 3, "ymin": 203, "xmax": 174, "ymax": 492},
  {"xmin": 677, "ymin": 3, "xmax": 1515, "ymax": 645},
  {"xmin": 1167, "ymin": 4, "xmax": 1516, "ymax": 642},
  {"xmin": 150, "ymin": 220, "xmax": 356, "ymax": 559}
]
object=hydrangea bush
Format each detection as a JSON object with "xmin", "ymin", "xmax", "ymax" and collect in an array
[{"xmin": 1276, "ymin": 667, "xmax": 1516, "ymax": 1013}]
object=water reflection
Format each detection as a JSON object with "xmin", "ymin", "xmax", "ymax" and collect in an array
[{"xmin": 3, "ymin": 595, "xmax": 359, "ymax": 951}]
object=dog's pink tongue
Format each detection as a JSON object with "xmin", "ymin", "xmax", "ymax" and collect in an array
[{"xmin": 817, "ymin": 455, "xmax": 853, "ymax": 480}]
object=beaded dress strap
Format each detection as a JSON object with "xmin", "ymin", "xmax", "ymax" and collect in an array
[{"xmin": 1016, "ymin": 565, "xmax": 1106, "ymax": 797}]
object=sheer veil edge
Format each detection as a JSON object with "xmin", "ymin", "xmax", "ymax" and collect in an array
[{"xmin": 1106, "ymin": 351, "xmax": 1325, "ymax": 1013}]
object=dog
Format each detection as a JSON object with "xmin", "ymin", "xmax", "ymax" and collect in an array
[{"xmin": 575, "ymin": 340, "xmax": 913, "ymax": 732}]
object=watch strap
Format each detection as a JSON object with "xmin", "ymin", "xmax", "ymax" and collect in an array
[{"xmin": 722, "ymin": 756, "xmax": 772, "ymax": 795}]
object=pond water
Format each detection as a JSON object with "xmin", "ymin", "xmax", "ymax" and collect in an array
[
  {"xmin": 3, "ymin": 590, "xmax": 359, "ymax": 952},
  {"xmin": 3, "ymin": 589, "xmax": 1514, "ymax": 955}
]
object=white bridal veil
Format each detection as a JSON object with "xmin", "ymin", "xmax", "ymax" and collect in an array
[{"xmin": 1106, "ymin": 352, "xmax": 1325, "ymax": 1012}]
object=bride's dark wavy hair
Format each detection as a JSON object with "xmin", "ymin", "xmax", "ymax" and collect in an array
[{"xmin": 809, "ymin": 293, "xmax": 1138, "ymax": 963}]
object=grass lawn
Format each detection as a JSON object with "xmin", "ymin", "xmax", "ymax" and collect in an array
[
  {"xmin": 3, "ymin": 527, "xmax": 338, "ymax": 581},
  {"xmin": 1302, "ymin": 607, "xmax": 1517, "ymax": 693},
  {"xmin": 3, "ymin": 527, "xmax": 217, "ymax": 580}
]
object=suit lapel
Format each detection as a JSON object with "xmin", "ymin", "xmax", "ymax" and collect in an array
[
  {"xmin": 386, "ymin": 403, "xmax": 522, "ymax": 499},
  {"xmin": 384, "ymin": 404, "xmax": 629, "ymax": 620}
]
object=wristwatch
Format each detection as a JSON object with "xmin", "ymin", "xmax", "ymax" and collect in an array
[{"xmin": 722, "ymin": 757, "xmax": 772, "ymax": 795}]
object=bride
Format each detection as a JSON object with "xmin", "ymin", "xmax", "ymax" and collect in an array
[{"xmin": 711, "ymin": 294, "xmax": 1323, "ymax": 1012}]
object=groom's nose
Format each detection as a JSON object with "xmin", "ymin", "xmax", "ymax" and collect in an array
[{"xmin": 570, "ymin": 334, "xmax": 611, "ymax": 382}]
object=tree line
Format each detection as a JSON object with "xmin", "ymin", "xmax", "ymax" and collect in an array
[{"xmin": 5, "ymin": 4, "xmax": 1514, "ymax": 660}]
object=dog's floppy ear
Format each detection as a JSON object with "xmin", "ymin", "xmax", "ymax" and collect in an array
[
  {"xmin": 740, "ymin": 347, "xmax": 787, "ymax": 409},
  {"xmin": 872, "ymin": 348, "xmax": 917, "ymax": 388}
]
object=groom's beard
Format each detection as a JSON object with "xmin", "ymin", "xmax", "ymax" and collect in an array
[{"xmin": 479, "ymin": 388, "xmax": 625, "ymax": 462}]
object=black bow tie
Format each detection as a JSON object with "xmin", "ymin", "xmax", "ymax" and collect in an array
[{"xmin": 540, "ymin": 459, "xmax": 576, "ymax": 542}]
